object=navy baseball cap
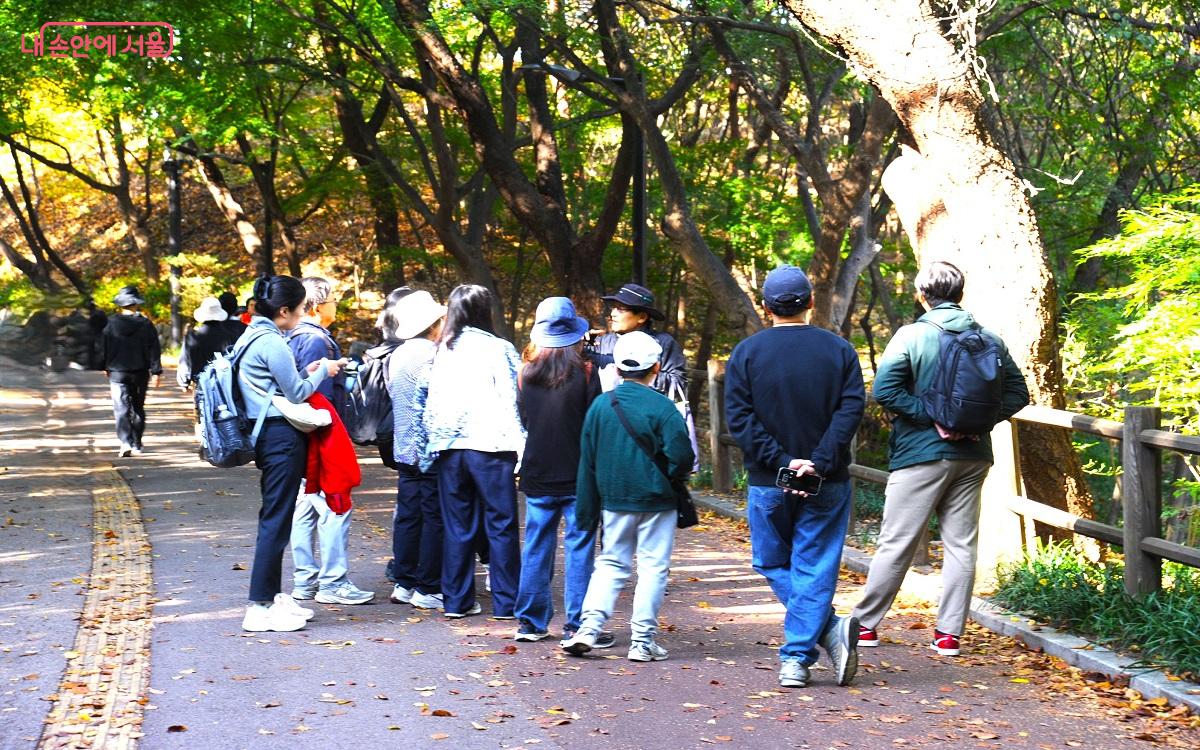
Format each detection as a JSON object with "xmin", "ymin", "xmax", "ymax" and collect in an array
[{"xmin": 762, "ymin": 265, "xmax": 813, "ymax": 306}]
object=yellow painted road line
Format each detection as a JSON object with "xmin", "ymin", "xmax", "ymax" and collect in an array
[{"xmin": 38, "ymin": 468, "xmax": 154, "ymax": 750}]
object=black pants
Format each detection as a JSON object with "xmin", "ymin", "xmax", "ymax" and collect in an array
[
  {"xmin": 250, "ymin": 419, "xmax": 307, "ymax": 602},
  {"xmin": 392, "ymin": 467, "xmax": 443, "ymax": 595},
  {"xmin": 108, "ymin": 370, "xmax": 149, "ymax": 449}
]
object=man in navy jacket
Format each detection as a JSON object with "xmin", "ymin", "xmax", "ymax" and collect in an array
[{"xmin": 725, "ymin": 265, "xmax": 865, "ymax": 690}]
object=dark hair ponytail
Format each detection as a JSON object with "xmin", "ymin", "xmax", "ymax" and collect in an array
[
  {"xmin": 439, "ymin": 284, "xmax": 495, "ymax": 349},
  {"xmin": 252, "ymin": 275, "xmax": 306, "ymax": 320}
]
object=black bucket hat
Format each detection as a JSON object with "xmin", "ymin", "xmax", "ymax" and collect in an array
[
  {"xmin": 112, "ymin": 285, "xmax": 146, "ymax": 307},
  {"xmin": 601, "ymin": 283, "xmax": 664, "ymax": 320}
]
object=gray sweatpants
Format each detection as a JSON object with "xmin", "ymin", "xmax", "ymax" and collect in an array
[{"xmin": 852, "ymin": 459, "xmax": 991, "ymax": 637}]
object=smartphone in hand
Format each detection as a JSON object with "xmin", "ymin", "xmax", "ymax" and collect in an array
[{"xmin": 776, "ymin": 467, "xmax": 823, "ymax": 495}]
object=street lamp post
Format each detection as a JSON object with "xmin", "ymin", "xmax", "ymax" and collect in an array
[
  {"xmin": 519, "ymin": 64, "xmax": 646, "ymax": 287},
  {"xmin": 162, "ymin": 149, "xmax": 184, "ymax": 347}
]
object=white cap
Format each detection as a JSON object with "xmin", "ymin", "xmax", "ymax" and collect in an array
[{"xmin": 613, "ymin": 330, "xmax": 662, "ymax": 372}]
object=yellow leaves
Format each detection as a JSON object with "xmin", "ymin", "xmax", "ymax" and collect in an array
[{"xmin": 1009, "ymin": 678, "xmax": 1030, "ymax": 683}]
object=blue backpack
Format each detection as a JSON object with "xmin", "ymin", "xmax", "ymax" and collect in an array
[
  {"xmin": 919, "ymin": 320, "xmax": 1005, "ymax": 435},
  {"xmin": 194, "ymin": 329, "xmax": 276, "ymax": 468}
]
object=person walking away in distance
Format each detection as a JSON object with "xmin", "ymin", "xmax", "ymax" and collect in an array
[
  {"xmin": 101, "ymin": 285, "xmax": 162, "ymax": 457},
  {"xmin": 724, "ymin": 265, "xmax": 866, "ymax": 689}
]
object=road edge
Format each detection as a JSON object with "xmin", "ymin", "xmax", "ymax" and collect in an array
[{"xmin": 692, "ymin": 491, "xmax": 1200, "ymax": 714}]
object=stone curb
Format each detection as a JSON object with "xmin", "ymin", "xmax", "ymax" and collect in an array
[{"xmin": 693, "ymin": 492, "xmax": 1200, "ymax": 714}]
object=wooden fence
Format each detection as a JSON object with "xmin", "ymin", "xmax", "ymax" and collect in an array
[{"xmin": 701, "ymin": 360, "xmax": 1200, "ymax": 596}]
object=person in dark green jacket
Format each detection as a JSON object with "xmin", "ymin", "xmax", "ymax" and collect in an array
[
  {"xmin": 852, "ymin": 261, "xmax": 1029, "ymax": 658},
  {"xmin": 564, "ymin": 331, "xmax": 694, "ymax": 663}
]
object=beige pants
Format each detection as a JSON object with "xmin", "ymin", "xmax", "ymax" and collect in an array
[{"xmin": 852, "ymin": 459, "xmax": 991, "ymax": 636}]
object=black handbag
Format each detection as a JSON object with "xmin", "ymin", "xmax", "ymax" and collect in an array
[{"xmin": 608, "ymin": 393, "xmax": 699, "ymax": 529}]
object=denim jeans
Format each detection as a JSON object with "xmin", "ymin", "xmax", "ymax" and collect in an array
[
  {"xmin": 291, "ymin": 479, "xmax": 352, "ymax": 592},
  {"xmin": 578, "ymin": 509, "xmax": 675, "ymax": 642},
  {"xmin": 250, "ymin": 420, "xmax": 305, "ymax": 602},
  {"xmin": 392, "ymin": 468, "xmax": 443, "ymax": 595},
  {"xmin": 436, "ymin": 449, "xmax": 520, "ymax": 617},
  {"xmin": 514, "ymin": 495, "xmax": 596, "ymax": 633},
  {"xmin": 747, "ymin": 480, "xmax": 852, "ymax": 664}
]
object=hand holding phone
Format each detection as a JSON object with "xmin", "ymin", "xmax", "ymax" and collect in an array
[{"xmin": 776, "ymin": 466, "xmax": 823, "ymax": 496}]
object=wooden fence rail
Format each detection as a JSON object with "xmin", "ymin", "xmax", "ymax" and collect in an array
[{"xmin": 700, "ymin": 363, "xmax": 1200, "ymax": 596}]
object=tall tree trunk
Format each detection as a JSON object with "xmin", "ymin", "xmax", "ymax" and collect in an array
[
  {"xmin": 784, "ymin": 0, "xmax": 1091, "ymax": 519},
  {"xmin": 194, "ymin": 154, "xmax": 270, "ymax": 276}
]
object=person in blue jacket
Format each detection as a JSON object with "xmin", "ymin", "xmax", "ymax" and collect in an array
[{"xmin": 287, "ymin": 276, "xmax": 373, "ymax": 606}]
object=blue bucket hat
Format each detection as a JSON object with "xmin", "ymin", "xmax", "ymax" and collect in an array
[{"xmin": 531, "ymin": 297, "xmax": 590, "ymax": 348}]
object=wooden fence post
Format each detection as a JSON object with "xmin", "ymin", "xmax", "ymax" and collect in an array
[
  {"xmin": 708, "ymin": 359, "xmax": 732, "ymax": 493},
  {"xmin": 1122, "ymin": 406, "xmax": 1162, "ymax": 597},
  {"xmin": 976, "ymin": 419, "xmax": 1025, "ymax": 591}
]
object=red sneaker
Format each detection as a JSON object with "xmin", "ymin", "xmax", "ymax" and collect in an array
[
  {"xmin": 930, "ymin": 629, "xmax": 960, "ymax": 656},
  {"xmin": 858, "ymin": 626, "xmax": 879, "ymax": 648}
]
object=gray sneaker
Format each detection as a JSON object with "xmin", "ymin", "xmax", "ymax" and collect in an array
[
  {"xmin": 291, "ymin": 586, "xmax": 318, "ymax": 601},
  {"xmin": 315, "ymin": 581, "xmax": 374, "ymax": 605},
  {"xmin": 819, "ymin": 614, "xmax": 859, "ymax": 686},
  {"xmin": 779, "ymin": 659, "xmax": 809, "ymax": 688},
  {"xmin": 562, "ymin": 627, "xmax": 599, "ymax": 656},
  {"xmin": 627, "ymin": 640, "xmax": 668, "ymax": 662},
  {"xmin": 593, "ymin": 631, "xmax": 616, "ymax": 649}
]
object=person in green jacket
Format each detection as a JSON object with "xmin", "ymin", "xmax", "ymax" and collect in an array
[
  {"xmin": 851, "ymin": 261, "xmax": 1029, "ymax": 657},
  {"xmin": 563, "ymin": 331, "xmax": 695, "ymax": 662}
]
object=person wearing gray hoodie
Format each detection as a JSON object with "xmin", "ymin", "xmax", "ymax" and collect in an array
[{"xmin": 851, "ymin": 261, "xmax": 1029, "ymax": 658}]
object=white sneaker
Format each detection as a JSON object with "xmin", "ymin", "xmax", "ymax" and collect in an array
[
  {"xmin": 483, "ymin": 563, "xmax": 491, "ymax": 592},
  {"xmin": 117, "ymin": 444, "xmax": 133, "ymax": 458},
  {"xmin": 410, "ymin": 591, "xmax": 444, "ymax": 610},
  {"xmin": 627, "ymin": 640, "xmax": 668, "ymax": 662},
  {"xmin": 242, "ymin": 603, "xmax": 307, "ymax": 632},
  {"xmin": 273, "ymin": 593, "xmax": 315, "ymax": 621},
  {"xmin": 390, "ymin": 584, "xmax": 414, "ymax": 604},
  {"xmin": 444, "ymin": 602, "xmax": 482, "ymax": 619}
]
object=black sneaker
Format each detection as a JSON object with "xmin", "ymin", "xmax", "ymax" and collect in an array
[{"xmin": 515, "ymin": 620, "xmax": 551, "ymax": 642}]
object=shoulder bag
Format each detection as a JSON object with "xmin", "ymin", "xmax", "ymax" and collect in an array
[{"xmin": 608, "ymin": 392, "xmax": 699, "ymax": 529}]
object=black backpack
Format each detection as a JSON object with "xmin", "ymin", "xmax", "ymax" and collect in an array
[
  {"xmin": 919, "ymin": 320, "xmax": 1005, "ymax": 435},
  {"xmin": 340, "ymin": 340, "xmax": 401, "ymax": 466}
]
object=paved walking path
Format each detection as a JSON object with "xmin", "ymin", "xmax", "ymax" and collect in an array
[{"xmin": 2, "ymin": 357, "xmax": 1197, "ymax": 749}]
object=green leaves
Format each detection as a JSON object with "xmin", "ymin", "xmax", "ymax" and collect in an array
[{"xmin": 1068, "ymin": 185, "xmax": 1200, "ymax": 432}]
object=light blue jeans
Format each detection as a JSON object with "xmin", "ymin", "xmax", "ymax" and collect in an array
[
  {"xmin": 514, "ymin": 495, "xmax": 596, "ymax": 633},
  {"xmin": 578, "ymin": 509, "xmax": 675, "ymax": 643},
  {"xmin": 747, "ymin": 480, "xmax": 852, "ymax": 664},
  {"xmin": 291, "ymin": 479, "xmax": 352, "ymax": 592}
]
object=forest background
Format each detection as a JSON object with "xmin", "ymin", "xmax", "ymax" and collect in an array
[{"xmin": 0, "ymin": 0, "xmax": 1197, "ymax": 541}]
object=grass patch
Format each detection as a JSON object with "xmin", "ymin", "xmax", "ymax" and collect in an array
[{"xmin": 993, "ymin": 541, "xmax": 1200, "ymax": 679}]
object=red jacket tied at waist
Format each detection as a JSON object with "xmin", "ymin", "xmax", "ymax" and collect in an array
[{"xmin": 304, "ymin": 392, "xmax": 361, "ymax": 514}]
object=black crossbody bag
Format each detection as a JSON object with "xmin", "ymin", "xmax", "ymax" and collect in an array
[{"xmin": 608, "ymin": 392, "xmax": 699, "ymax": 529}]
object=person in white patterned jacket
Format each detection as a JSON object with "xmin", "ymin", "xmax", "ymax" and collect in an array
[{"xmin": 420, "ymin": 285, "xmax": 526, "ymax": 620}]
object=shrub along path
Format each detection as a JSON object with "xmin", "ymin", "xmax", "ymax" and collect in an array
[{"xmin": 1, "ymin": 359, "xmax": 1198, "ymax": 749}]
